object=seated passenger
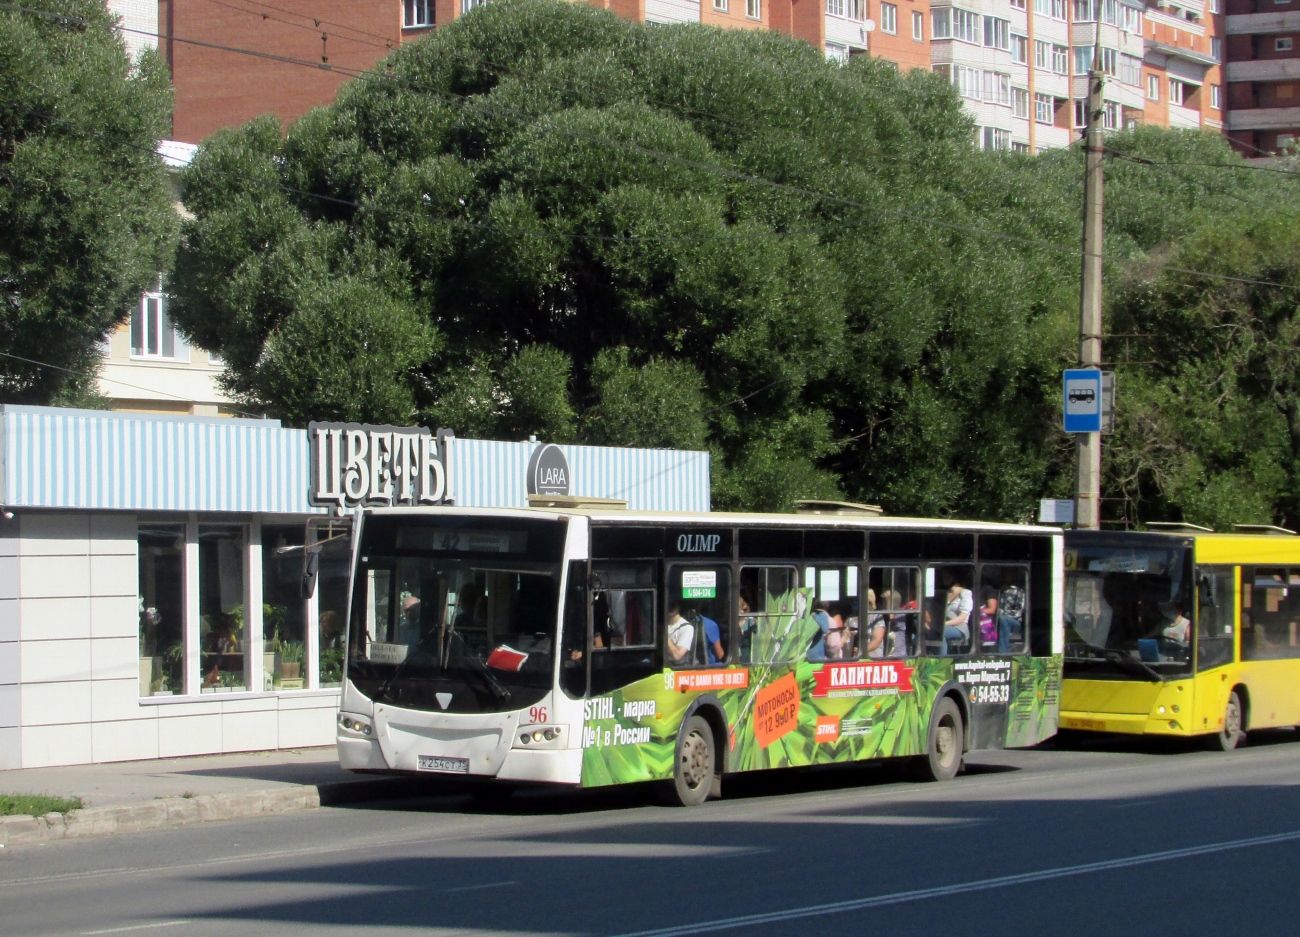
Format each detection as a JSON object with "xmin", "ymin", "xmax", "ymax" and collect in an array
[
  {"xmin": 864, "ymin": 589, "xmax": 887, "ymax": 660},
  {"xmin": 665, "ymin": 602, "xmax": 695, "ymax": 666},
  {"xmin": 943, "ymin": 578, "xmax": 973, "ymax": 655},
  {"xmin": 824, "ymin": 601, "xmax": 847, "ymax": 660},
  {"xmin": 702, "ymin": 610, "xmax": 725, "ymax": 665},
  {"xmin": 978, "ymin": 586, "xmax": 999, "ymax": 648},
  {"xmin": 807, "ymin": 600, "xmax": 833, "ymax": 662},
  {"xmin": 738, "ymin": 591, "xmax": 757, "ymax": 661}
]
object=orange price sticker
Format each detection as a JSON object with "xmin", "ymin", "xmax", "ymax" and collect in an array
[{"xmin": 752, "ymin": 672, "xmax": 801, "ymax": 749}]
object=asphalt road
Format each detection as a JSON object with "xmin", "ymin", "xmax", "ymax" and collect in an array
[{"xmin": 5, "ymin": 732, "xmax": 1300, "ymax": 937}]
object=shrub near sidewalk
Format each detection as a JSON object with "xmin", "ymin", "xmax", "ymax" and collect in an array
[{"xmin": 0, "ymin": 794, "xmax": 82, "ymax": 817}]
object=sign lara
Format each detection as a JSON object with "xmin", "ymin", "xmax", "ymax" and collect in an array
[{"xmin": 309, "ymin": 422, "xmax": 454, "ymax": 511}]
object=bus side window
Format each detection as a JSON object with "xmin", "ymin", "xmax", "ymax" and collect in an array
[
  {"xmin": 1029, "ymin": 537, "xmax": 1053, "ymax": 657},
  {"xmin": 978, "ymin": 565, "xmax": 1028, "ymax": 655},
  {"xmin": 559, "ymin": 560, "xmax": 587, "ymax": 699},
  {"xmin": 591, "ymin": 563, "xmax": 659, "ymax": 695},
  {"xmin": 1244, "ymin": 567, "xmax": 1300, "ymax": 661},
  {"xmin": 1196, "ymin": 567, "xmax": 1235, "ymax": 670},
  {"xmin": 739, "ymin": 566, "xmax": 801, "ymax": 665},
  {"xmin": 865, "ymin": 567, "xmax": 920, "ymax": 659},
  {"xmin": 665, "ymin": 565, "xmax": 732, "ymax": 668}
]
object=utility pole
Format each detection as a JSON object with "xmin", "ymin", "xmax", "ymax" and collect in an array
[{"xmin": 1074, "ymin": 36, "xmax": 1105, "ymax": 531}]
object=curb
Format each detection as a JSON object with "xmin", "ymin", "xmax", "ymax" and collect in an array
[{"xmin": 0, "ymin": 776, "xmax": 428, "ymax": 848}]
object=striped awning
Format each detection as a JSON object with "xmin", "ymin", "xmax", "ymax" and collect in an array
[{"xmin": 0, "ymin": 406, "xmax": 710, "ymax": 514}]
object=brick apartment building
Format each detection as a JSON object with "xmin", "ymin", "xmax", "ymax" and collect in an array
[{"xmin": 1224, "ymin": 0, "xmax": 1300, "ymax": 156}]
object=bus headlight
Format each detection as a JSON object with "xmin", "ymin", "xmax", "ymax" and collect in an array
[{"xmin": 339, "ymin": 714, "xmax": 374, "ymax": 737}]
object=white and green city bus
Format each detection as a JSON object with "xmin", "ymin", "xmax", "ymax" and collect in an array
[{"xmin": 334, "ymin": 501, "xmax": 1064, "ymax": 805}]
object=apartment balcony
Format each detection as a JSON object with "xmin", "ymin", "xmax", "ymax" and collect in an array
[
  {"xmin": 1146, "ymin": 40, "xmax": 1219, "ymax": 68},
  {"xmin": 1225, "ymin": 11, "xmax": 1300, "ymax": 35},
  {"xmin": 1168, "ymin": 104, "xmax": 1203, "ymax": 128},
  {"xmin": 1227, "ymin": 106, "xmax": 1300, "ymax": 130},
  {"xmin": 1227, "ymin": 59, "xmax": 1300, "ymax": 82}
]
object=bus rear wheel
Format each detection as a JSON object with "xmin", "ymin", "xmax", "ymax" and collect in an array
[
  {"xmin": 911, "ymin": 697, "xmax": 964, "ymax": 782},
  {"xmin": 665, "ymin": 715, "xmax": 716, "ymax": 807},
  {"xmin": 1211, "ymin": 691, "xmax": 1245, "ymax": 752}
]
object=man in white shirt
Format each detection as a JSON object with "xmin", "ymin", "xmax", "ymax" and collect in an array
[{"xmin": 666, "ymin": 602, "xmax": 695, "ymax": 665}]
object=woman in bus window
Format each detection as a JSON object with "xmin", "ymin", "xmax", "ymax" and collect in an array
[{"xmin": 943, "ymin": 576, "xmax": 973, "ymax": 654}]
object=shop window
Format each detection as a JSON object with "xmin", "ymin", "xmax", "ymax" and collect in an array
[
  {"xmin": 314, "ymin": 523, "xmax": 352, "ymax": 688},
  {"xmin": 139, "ymin": 525, "xmax": 186, "ymax": 697},
  {"xmin": 199, "ymin": 525, "xmax": 248, "ymax": 692},
  {"xmin": 262, "ymin": 525, "xmax": 308, "ymax": 690}
]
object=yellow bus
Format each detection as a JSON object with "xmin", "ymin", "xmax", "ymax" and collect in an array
[{"xmin": 1060, "ymin": 526, "xmax": 1300, "ymax": 750}]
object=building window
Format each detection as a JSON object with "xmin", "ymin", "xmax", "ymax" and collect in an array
[
  {"xmin": 716, "ymin": 0, "xmax": 729, "ymax": 11},
  {"xmin": 982, "ymin": 127, "xmax": 1012, "ymax": 150},
  {"xmin": 1013, "ymin": 86, "xmax": 1030, "ymax": 118},
  {"xmin": 1103, "ymin": 100, "xmax": 1119, "ymax": 129},
  {"xmin": 1075, "ymin": 99, "xmax": 1087, "ymax": 128},
  {"xmin": 461, "ymin": 0, "xmax": 486, "ymax": 13},
  {"xmin": 952, "ymin": 64, "xmax": 983, "ymax": 99},
  {"xmin": 952, "ymin": 8, "xmax": 981, "ymax": 43},
  {"xmin": 1278, "ymin": 134, "xmax": 1297, "ymax": 150},
  {"xmin": 199, "ymin": 525, "xmax": 248, "ymax": 693},
  {"xmin": 1035, "ymin": 92, "xmax": 1055, "ymax": 123},
  {"xmin": 1052, "ymin": 0, "xmax": 1067, "ymax": 19},
  {"xmin": 913, "ymin": 10, "xmax": 924, "ymax": 39},
  {"xmin": 1035, "ymin": 39, "xmax": 1049, "ymax": 68},
  {"xmin": 827, "ymin": 0, "xmax": 844, "ymax": 16},
  {"xmin": 403, "ymin": 0, "xmax": 432, "ymax": 27},
  {"xmin": 826, "ymin": 41, "xmax": 849, "ymax": 63},
  {"xmin": 848, "ymin": 0, "xmax": 864, "ymax": 19},
  {"xmin": 139, "ymin": 525, "xmax": 186, "ymax": 697},
  {"xmin": 1010, "ymin": 0, "xmax": 1026, "ymax": 8},
  {"xmin": 1147, "ymin": 73, "xmax": 1160, "ymax": 100},
  {"xmin": 1012, "ymin": 141, "xmax": 1031, "ymax": 153},
  {"xmin": 983, "ymin": 70, "xmax": 1012, "ymax": 105},
  {"xmin": 1012, "ymin": 34, "xmax": 1028, "ymax": 63},
  {"xmin": 1121, "ymin": 5, "xmax": 1142, "ymax": 31},
  {"xmin": 984, "ymin": 16, "xmax": 1009, "ymax": 50},
  {"xmin": 1208, "ymin": 0, "xmax": 1219, "ymax": 11},
  {"xmin": 262, "ymin": 526, "xmax": 308, "ymax": 691},
  {"xmin": 1211, "ymin": 37, "xmax": 1221, "ymax": 60},
  {"xmin": 932, "ymin": 7, "xmax": 950, "ymax": 38},
  {"xmin": 1211, "ymin": 83, "xmax": 1222, "ymax": 109},
  {"xmin": 1169, "ymin": 78, "xmax": 1185, "ymax": 105},
  {"xmin": 1052, "ymin": 44, "xmax": 1069, "ymax": 74},
  {"xmin": 1277, "ymin": 38, "xmax": 1294, "ymax": 52},
  {"xmin": 1120, "ymin": 54, "xmax": 1142, "ymax": 86},
  {"xmin": 747, "ymin": 0, "xmax": 761, "ymax": 16},
  {"xmin": 881, "ymin": 2, "xmax": 897, "ymax": 33},
  {"xmin": 130, "ymin": 288, "xmax": 177, "ymax": 359}
]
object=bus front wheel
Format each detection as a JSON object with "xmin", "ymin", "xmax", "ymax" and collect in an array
[
  {"xmin": 911, "ymin": 697, "xmax": 964, "ymax": 782},
  {"xmin": 665, "ymin": 715, "xmax": 716, "ymax": 807},
  {"xmin": 1211, "ymin": 691, "xmax": 1245, "ymax": 752}
]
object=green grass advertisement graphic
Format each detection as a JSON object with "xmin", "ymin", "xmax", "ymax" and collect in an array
[{"xmin": 579, "ymin": 588, "xmax": 1061, "ymax": 787}]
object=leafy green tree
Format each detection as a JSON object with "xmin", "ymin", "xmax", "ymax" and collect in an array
[
  {"xmin": 170, "ymin": 0, "xmax": 1300, "ymax": 521},
  {"xmin": 0, "ymin": 0, "xmax": 177, "ymax": 403}
]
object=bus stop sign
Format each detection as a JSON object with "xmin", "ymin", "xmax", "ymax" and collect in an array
[{"xmin": 1063, "ymin": 369, "xmax": 1103, "ymax": 433}]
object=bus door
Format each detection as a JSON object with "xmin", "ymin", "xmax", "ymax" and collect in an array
[{"xmin": 1192, "ymin": 566, "xmax": 1235, "ymax": 732}]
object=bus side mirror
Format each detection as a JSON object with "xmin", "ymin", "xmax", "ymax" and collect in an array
[{"xmin": 301, "ymin": 549, "xmax": 320, "ymax": 600}]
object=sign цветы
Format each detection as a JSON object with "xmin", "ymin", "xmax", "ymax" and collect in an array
[{"xmin": 309, "ymin": 422, "xmax": 454, "ymax": 511}]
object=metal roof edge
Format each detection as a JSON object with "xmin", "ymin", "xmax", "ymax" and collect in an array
[{"xmin": 0, "ymin": 404, "xmax": 282, "ymax": 429}]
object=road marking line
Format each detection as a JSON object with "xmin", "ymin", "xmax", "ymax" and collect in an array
[
  {"xmin": 80, "ymin": 921, "xmax": 191, "ymax": 936},
  {"xmin": 608, "ymin": 829, "xmax": 1300, "ymax": 937},
  {"xmin": 439, "ymin": 880, "xmax": 519, "ymax": 893}
]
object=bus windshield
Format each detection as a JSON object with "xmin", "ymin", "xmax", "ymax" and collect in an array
[
  {"xmin": 347, "ymin": 515, "xmax": 567, "ymax": 714},
  {"xmin": 1064, "ymin": 542, "xmax": 1193, "ymax": 680}
]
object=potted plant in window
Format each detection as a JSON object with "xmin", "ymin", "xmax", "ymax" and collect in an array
[{"xmin": 280, "ymin": 640, "xmax": 305, "ymax": 687}]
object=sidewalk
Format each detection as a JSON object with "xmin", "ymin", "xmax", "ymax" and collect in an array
[{"xmin": 0, "ymin": 747, "xmax": 427, "ymax": 847}]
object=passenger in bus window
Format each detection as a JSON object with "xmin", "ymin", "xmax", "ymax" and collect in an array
[
  {"xmin": 844, "ymin": 597, "xmax": 860, "ymax": 658},
  {"xmin": 738, "ymin": 591, "xmax": 756, "ymax": 662},
  {"xmin": 997, "ymin": 570, "xmax": 1026, "ymax": 652},
  {"xmin": 864, "ymin": 589, "xmax": 887, "ymax": 659},
  {"xmin": 398, "ymin": 594, "xmax": 422, "ymax": 646},
  {"xmin": 978, "ymin": 587, "xmax": 999, "ymax": 650},
  {"xmin": 807, "ymin": 599, "xmax": 832, "ymax": 661},
  {"xmin": 666, "ymin": 602, "xmax": 694, "ymax": 665},
  {"xmin": 942, "ymin": 575, "xmax": 973, "ymax": 654},
  {"xmin": 703, "ymin": 611, "xmax": 725, "ymax": 665},
  {"xmin": 825, "ymin": 601, "xmax": 846, "ymax": 660}
]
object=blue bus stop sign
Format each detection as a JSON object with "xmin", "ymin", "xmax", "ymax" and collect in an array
[{"xmin": 1063, "ymin": 369, "xmax": 1103, "ymax": 433}]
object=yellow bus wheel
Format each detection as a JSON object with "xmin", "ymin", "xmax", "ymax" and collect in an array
[{"xmin": 1211, "ymin": 691, "xmax": 1245, "ymax": 752}]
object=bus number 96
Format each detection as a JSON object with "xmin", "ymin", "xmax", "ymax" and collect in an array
[{"xmin": 528, "ymin": 706, "xmax": 548, "ymax": 725}]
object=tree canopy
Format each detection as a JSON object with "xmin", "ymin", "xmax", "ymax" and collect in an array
[
  {"xmin": 170, "ymin": 0, "xmax": 1300, "ymax": 527},
  {"xmin": 0, "ymin": 0, "xmax": 178, "ymax": 403}
]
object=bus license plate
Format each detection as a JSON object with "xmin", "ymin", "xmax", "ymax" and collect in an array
[
  {"xmin": 417, "ymin": 755, "xmax": 470, "ymax": 774},
  {"xmin": 1064, "ymin": 718, "xmax": 1106, "ymax": 731}
]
